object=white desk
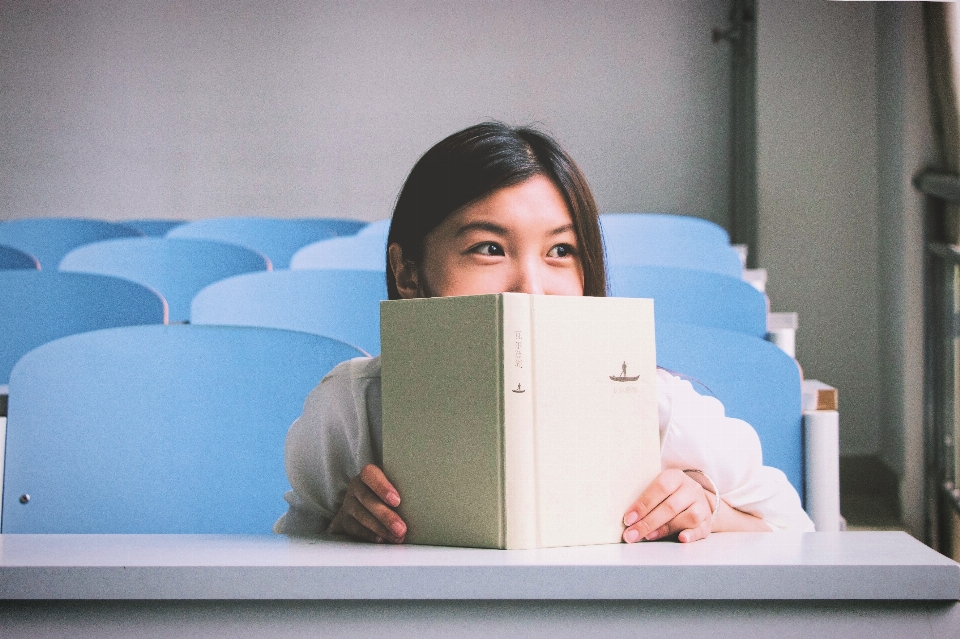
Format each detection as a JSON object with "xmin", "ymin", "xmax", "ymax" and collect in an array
[{"xmin": 1, "ymin": 531, "xmax": 958, "ymax": 638}]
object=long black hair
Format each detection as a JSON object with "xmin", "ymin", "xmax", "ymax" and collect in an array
[{"xmin": 386, "ymin": 122, "xmax": 606, "ymax": 299}]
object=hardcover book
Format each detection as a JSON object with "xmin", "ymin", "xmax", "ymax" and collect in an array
[{"xmin": 380, "ymin": 293, "xmax": 660, "ymax": 549}]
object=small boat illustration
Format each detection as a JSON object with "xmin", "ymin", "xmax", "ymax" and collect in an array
[
  {"xmin": 610, "ymin": 361, "xmax": 640, "ymax": 382},
  {"xmin": 511, "ymin": 383, "xmax": 525, "ymax": 393}
]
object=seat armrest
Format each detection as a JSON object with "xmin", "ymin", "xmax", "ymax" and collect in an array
[
  {"xmin": 743, "ymin": 267, "xmax": 767, "ymax": 293},
  {"xmin": 767, "ymin": 312, "xmax": 798, "ymax": 358},
  {"xmin": 804, "ymin": 410, "xmax": 840, "ymax": 531}
]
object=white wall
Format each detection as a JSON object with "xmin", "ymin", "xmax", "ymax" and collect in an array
[
  {"xmin": 0, "ymin": 1, "xmax": 731, "ymax": 225},
  {"xmin": 756, "ymin": 0, "xmax": 881, "ymax": 458}
]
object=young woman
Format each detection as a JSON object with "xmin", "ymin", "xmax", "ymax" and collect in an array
[{"xmin": 275, "ymin": 122, "xmax": 815, "ymax": 544}]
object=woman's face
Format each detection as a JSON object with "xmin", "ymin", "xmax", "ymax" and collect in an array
[{"xmin": 389, "ymin": 175, "xmax": 584, "ymax": 298}]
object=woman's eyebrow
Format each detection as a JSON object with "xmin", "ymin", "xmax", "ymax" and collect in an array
[
  {"xmin": 549, "ymin": 223, "xmax": 575, "ymax": 236},
  {"xmin": 454, "ymin": 221, "xmax": 508, "ymax": 237}
]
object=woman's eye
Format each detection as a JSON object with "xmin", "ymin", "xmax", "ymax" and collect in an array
[
  {"xmin": 547, "ymin": 243, "xmax": 576, "ymax": 258},
  {"xmin": 471, "ymin": 242, "xmax": 505, "ymax": 257}
]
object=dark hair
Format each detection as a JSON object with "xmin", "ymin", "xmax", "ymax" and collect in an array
[{"xmin": 385, "ymin": 122, "xmax": 607, "ymax": 299}]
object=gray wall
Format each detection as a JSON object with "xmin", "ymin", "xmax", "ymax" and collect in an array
[
  {"xmin": 0, "ymin": 0, "xmax": 731, "ymax": 225},
  {"xmin": 875, "ymin": 3, "xmax": 934, "ymax": 538},
  {"xmin": 756, "ymin": 0, "xmax": 880, "ymax": 457},
  {"xmin": 756, "ymin": 0, "xmax": 933, "ymax": 537}
]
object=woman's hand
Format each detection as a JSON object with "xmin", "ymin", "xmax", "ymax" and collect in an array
[
  {"xmin": 621, "ymin": 469, "xmax": 715, "ymax": 544},
  {"xmin": 328, "ymin": 464, "xmax": 407, "ymax": 543}
]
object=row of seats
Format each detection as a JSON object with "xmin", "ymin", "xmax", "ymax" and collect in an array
[
  {"xmin": 1, "ymin": 262, "xmax": 767, "ymax": 380},
  {"xmin": 1, "ymin": 320, "xmax": 799, "ymax": 534},
  {"xmin": 0, "ymin": 216, "xmax": 368, "ymax": 271},
  {"xmin": 0, "ymin": 213, "xmax": 767, "ymax": 353},
  {"xmin": 0, "ymin": 213, "xmax": 807, "ymax": 533},
  {"xmin": 289, "ymin": 214, "xmax": 745, "ymax": 275},
  {"xmin": 0, "ymin": 213, "xmax": 747, "ymax": 275}
]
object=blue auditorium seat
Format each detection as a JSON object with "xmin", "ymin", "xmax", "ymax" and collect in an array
[
  {"xmin": 290, "ymin": 234, "xmax": 388, "ymax": 271},
  {"xmin": 166, "ymin": 217, "xmax": 358, "ymax": 268},
  {"xmin": 656, "ymin": 322, "xmax": 803, "ymax": 498},
  {"xmin": 609, "ymin": 265, "xmax": 767, "ymax": 338},
  {"xmin": 357, "ymin": 218, "xmax": 391, "ymax": 237},
  {"xmin": 0, "ymin": 271, "xmax": 167, "ymax": 383},
  {"xmin": 2, "ymin": 325, "xmax": 365, "ymax": 534},
  {"xmin": 600, "ymin": 212, "xmax": 730, "ymax": 244},
  {"xmin": 0, "ymin": 218, "xmax": 143, "ymax": 269},
  {"xmin": 600, "ymin": 213, "xmax": 742, "ymax": 277},
  {"xmin": 124, "ymin": 219, "xmax": 186, "ymax": 237},
  {"xmin": 306, "ymin": 217, "xmax": 369, "ymax": 237},
  {"xmin": 59, "ymin": 237, "xmax": 270, "ymax": 323},
  {"xmin": 192, "ymin": 269, "xmax": 387, "ymax": 355},
  {"xmin": 0, "ymin": 245, "xmax": 39, "ymax": 270}
]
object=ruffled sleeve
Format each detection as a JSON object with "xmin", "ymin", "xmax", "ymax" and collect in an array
[
  {"xmin": 656, "ymin": 369, "xmax": 815, "ymax": 532},
  {"xmin": 273, "ymin": 356, "xmax": 383, "ymax": 536}
]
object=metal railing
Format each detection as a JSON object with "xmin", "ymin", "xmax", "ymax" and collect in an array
[
  {"xmin": 916, "ymin": 171, "xmax": 960, "ymax": 550},
  {"xmin": 927, "ymin": 243, "xmax": 960, "ymax": 515}
]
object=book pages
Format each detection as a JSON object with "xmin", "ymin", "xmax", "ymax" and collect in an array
[{"xmin": 529, "ymin": 295, "xmax": 660, "ymax": 547}]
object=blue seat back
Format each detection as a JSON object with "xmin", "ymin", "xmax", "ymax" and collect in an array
[
  {"xmin": 0, "ymin": 218, "xmax": 143, "ymax": 269},
  {"xmin": 609, "ymin": 265, "xmax": 767, "ymax": 338},
  {"xmin": 2, "ymin": 325, "xmax": 365, "ymax": 534},
  {"xmin": 600, "ymin": 213, "xmax": 730, "ymax": 245},
  {"xmin": 59, "ymin": 238, "xmax": 270, "ymax": 323},
  {"xmin": 124, "ymin": 219, "xmax": 186, "ymax": 237},
  {"xmin": 290, "ymin": 234, "xmax": 388, "ymax": 271},
  {"xmin": 0, "ymin": 271, "xmax": 167, "ymax": 383},
  {"xmin": 192, "ymin": 269, "xmax": 387, "ymax": 355},
  {"xmin": 0, "ymin": 245, "xmax": 39, "ymax": 270},
  {"xmin": 656, "ymin": 322, "xmax": 803, "ymax": 498},
  {"xmin": 166, "ymin": 217, "xmax": 350, "ymax": 268},
  {"xmin": 600, "ymin": 213, "xmax": 742, "ymax": 277},
  {"xmin": 357, "ymin": 218, "xmax": 391, "ymax": 237},
  {"xmin": 305, "ymin": 218, "xmax": 368, "ymax": 237}
]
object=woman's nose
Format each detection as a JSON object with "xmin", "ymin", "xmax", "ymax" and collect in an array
[{"xmin": 512, "ymin": 258, "xmax": 545, "ymax": 295}]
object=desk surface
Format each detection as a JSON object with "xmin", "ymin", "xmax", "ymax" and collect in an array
[{"xmin": 2, "ymin": 531, "xmax": 958, "ymax": 600}]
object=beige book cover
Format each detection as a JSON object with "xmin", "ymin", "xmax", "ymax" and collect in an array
[{"xmin": 381, "ymin": 293, "xmax": 660, "ymax": 549}]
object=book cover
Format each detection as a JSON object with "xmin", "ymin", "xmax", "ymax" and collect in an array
[{"xmin": 381, "ymin": 293, "xmax": 660, "ymax": 549}]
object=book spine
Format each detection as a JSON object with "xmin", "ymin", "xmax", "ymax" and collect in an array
[{"xmin": 502, "ymin": 293, "xmax": 537, "ymax": 549}]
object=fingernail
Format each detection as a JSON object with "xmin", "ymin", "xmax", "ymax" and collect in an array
[
  {"xmin": 391, "ymin": 521, "xmax": 406, "ymax": 536},
  {"xmin": 645, "ymin": 530, "xmax": 660, "ymax": 541},
  {"xmin": 623, "ymin": 529, "xmax": 640, "ymax": 543},
  {"xmin": 623, "ymin": 511, "xmax": 638, "ymax": 526},
  {"xmin": 387, "ymin": 492, "xmax": 401, "ymax": 507}
]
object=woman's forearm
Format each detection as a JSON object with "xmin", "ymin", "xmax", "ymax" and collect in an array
[{"xmin": 712, "ymin": 499, "xmax": 773, "ymax": 532}]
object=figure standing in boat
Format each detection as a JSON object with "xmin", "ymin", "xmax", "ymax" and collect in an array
[{"xmin": 610, "ymin": 361, "xmax": 640, "ymax": 382}]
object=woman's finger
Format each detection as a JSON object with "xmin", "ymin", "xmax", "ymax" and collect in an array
[
  {"xmin": 678, "ymin": 516, "xmax": 712, "ymax": 543},
  {"xmin": 623, "ymin": 481, "xmax": 709, "ymax": 542},
  {"xmin": 343, "ymin": 492, "xmax": 400, "ymax": 542},
  {"xmin": 329, "ymin": 501, "xmax": 383, "ymax": 543},
  {"xmin": 359, "ymin": 464, "xmax": 402, "ymax": 507},
  {"xmin": 337, "ymin": 505, "xmax": 388, "ymax": 543},
  {"xmin": 656, "ymin": 501, "xmax": 713, "ymax": 542},
  {"xmin": 354, "ymin": 481, "xmax": 407, "ymax": 540},
  {"xmin": 622, "ymin": 469, "xmax": 687, "ymax": 527},
  {"xmin": 627, "ymin": 489, "xmax": 695, "ymax": 541}
]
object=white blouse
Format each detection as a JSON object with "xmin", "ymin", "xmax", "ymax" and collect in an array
[{"xmin": 276, "ymin": 356, "xmax": 815, "ymax": 536}]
